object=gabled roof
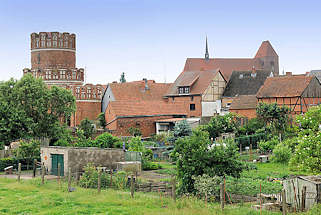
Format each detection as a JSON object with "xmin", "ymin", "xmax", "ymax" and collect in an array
[
  {"xmin": 181, "ymin": 41, "xmax": 277, "ymax": 81},
  {"xmin": 256, "ymin": 75, "xmax": 314, "ymax": 98},
  {"xmin": 308, "ymin": 70, "xmax": 321, "ymax": 83},
  {"xmin": 183, "ymin": 58, "xmax": 260, "ymax": 81},
  {"xmin": 108, "ymin": 80, "xmax": 171, "ymax": 101},
  {"xmin": 223, "ymin": 70, "xmax": 272, "ymax": 97},
  {"xmin": 230, "ymin": 95, "xmax": 258, "ymax": 110},
  {"xmin": 108, "ymin": 100, "xmax": 186, "ymax": 117},
  {"xmin": 255, "ymin": 41, "xmax": 278, "ymax": 58},
  {"xmin": 165, "ymin": 69, "xmax": 224, "ymax": 96}
]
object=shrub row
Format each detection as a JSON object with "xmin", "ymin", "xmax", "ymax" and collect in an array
[{"xmin": 0, "ymin": 157, "xmax": 40, "ymax": 171}]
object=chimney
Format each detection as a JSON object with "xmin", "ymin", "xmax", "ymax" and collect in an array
[
  {"xmin": 143, "ymin": 78, "xmax": 149, "ymax": 90},
  {"xmin": 286, "ymin": 72, "xmax": 292, "ymax": 76}
]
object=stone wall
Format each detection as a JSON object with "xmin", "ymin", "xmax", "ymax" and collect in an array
[{"xmin": 41, "ymin": 147, "xmax": 125, "ymax": 176}]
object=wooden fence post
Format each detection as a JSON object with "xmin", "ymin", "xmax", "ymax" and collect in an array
[
  {"xmin": 282, "ymin": 189, "xmax": 287, "ymax": 215},
  {"xmin": 76, "ymin": 171, "xmax": 80, "ymax": 186},
  {"xmin": 249, "ymin": 144, "xmax": 253, "ymax": 162},
  {"xmin": 171, "ymin": 176, "xmax": 176, "ymax": 202},
  {"xmin": 260, "ymin": 183, "xmax": 262, "ymax": 215},
  {"xmin": 220, "ymin": 182, "xmax": 224, "ymax": 210},
  {"xmin": 33, "ymin": 159, "xmax": 37, "ymax": 178},
  {"xmin": 68, "ymin": 168, "xmax": 72, "ymax": 192},
  {"xmin": 130, "ymin": 174, "xmax": 134, "ymax": 198},
  {"xmin": 57, "ymin": 163, "xmax": 61, "ymax": 187},
  {"xmin": 110, "ymin": 169, "xmax": 113, "ymax": 188},
  {"xmin": 41, "ymin": 164, "xmax": 45, "ymax": 184},
  {"xmin": 98, "ymin": 168, "xmax": 101, "ymax": 194},
  {"xmin": 17, "ymin": 163, "xmax": 21, "ymax": 182},
  {"xmin": 301, "ymin": 186, "xmax": 306, "ymax": 212}
]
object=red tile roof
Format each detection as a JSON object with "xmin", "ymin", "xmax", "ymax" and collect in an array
[
  {"xmin": 256, "ymin": 75, "xmax": 313, "ymax": 98},
  {"xmin": 109, "ymin": 80, "xmax": 171, "ymax": 101},
  {"xmin": 166, "ymin": 69, "xmax": 225, "ymax": 96},
  {"xmin": 229, "ymin": 95, "xmax": 258, "ymax": 110},
  {"xmin": 183, "ymin": 58, "xmax": 259, "ymax": 81},
  {"xmin": 108, "ymin": 100, "xmax": 187, "ymax": 117},
  {"xmin": 255, "ymin": 41, "xmax": 278, "ymax": 58},
  {"xmin": 181, "ymin": 41, "xmax": 277, "ymax": 81}
]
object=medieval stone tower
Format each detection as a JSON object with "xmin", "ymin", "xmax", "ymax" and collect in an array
[
  {"xmin": 23, "ymin": 32, "xmax": 105, "ymax": 126},
  {"xmin": 23, "ymin": 32, "xmax": 84, "ymax": 87}
]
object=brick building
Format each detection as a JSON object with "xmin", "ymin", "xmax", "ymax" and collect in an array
[
  {"xmin": 23, "ymin": 32, "xmax": 105, "ymax": 126},
  {"xmin": 256, "ymin": 73, "xmax": 321, "ymax": 115},
  {"xmin": 229, "ymin": 95, "xmax": 257, "ymax": 119}
]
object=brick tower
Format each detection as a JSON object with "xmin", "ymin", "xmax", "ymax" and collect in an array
[
  {"xmin": 23, "ymin": 32, "xmax": 84, "ymax": 87},
  {"xmin": 23, "ymin": 32, "xmax": 105, "ymax": 127}
]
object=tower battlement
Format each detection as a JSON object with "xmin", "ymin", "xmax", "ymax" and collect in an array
[
  {"xmin": 30, "ymin": 32, "xmax": 76, "ymax": 70},
  {"xmin": 31, "ymin": 32, "xmax": 76, "ymax": 50}
]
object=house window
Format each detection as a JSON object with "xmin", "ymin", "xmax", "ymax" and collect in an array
[
  {"xmin": 72, "ymin": 71, "xmax": 76, "ymax": 79},
  {"xmin": 191, "ymin": 96, "xmax": 194, "ymax": 101},
  {"xmin": 36, "ymin": 39, "xmax": 39, "ymax": 48},
  {"xmin": 53, "ymin": 41, "xmax": 57, "ymax": 47},
  {"xmin": 53, "ymin": 72, "xmax": 58, "ymax": 79},
  {"xmin": 45, "ymin": 71, "xmax": 51, "ymax": 79},
  {"xmin": 190, "ymin": 104, "xmax": 195, "ymax": 111},
  {"xmin": 178, "ymin": 86, "xmax": 190, "ymax": 94}
]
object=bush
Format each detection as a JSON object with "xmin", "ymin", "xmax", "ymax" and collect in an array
[
  {"xmin": 79, "ymin": 118, "xmax": 95, "ymax": 139},
  {"xmin": 79, "ymin": 163, "xmax": 128, "ymax": 190},
  {"xmin": 128, "ymin": 127, "xmax": 142, "ymax": 137},
  {"xmin": 193, "ymin": 174, "xmax": 221, "ymax": 198},
  {"xmin": 0, "ymin": 142, "xmax": 4, "ymax": 150},
  {"xmin": 93, "ymin": 132, "xmax": 122, "ymax": 148},
  {"xmin": 258, "ymin": 136, "xmax": 279, "ymax": 153},
  {"xmin": 143, "ymin": 162, "xmax": 161, "ymax": 170},
  {"xmin": 0, "ymin": 157, "xmax": 40, "ymax": 171},
  {"xmin": 289, "ymin": 132, "xmax": 321, "ymax": 173},
  {"xmin": 271, "ymin": 143, "xmax": 292, "ymax": 164}
]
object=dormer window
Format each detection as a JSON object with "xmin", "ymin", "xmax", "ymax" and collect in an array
[{"xmin": 178, "ymin": 86, "xmax": 190, "ymax": 94}]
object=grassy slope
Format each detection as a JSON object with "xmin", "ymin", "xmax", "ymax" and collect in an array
[{"xmin": 0, "ymin": 178, "xmax": 283, "ymax": 215}]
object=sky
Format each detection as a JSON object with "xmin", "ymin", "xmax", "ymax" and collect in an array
[{"xmin": 0, "ymin": 0, "xmax": 321, "ymax": 84}]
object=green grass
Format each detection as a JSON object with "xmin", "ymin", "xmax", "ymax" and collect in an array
[
  {"xmin": 0, "ymin": 177, "xmax": 320, "ymax": 214},
  {"xmin": 243, "ymin": 162, "xmax": 315, "ymax": 180}
]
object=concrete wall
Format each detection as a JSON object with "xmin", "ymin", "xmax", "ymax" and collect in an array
[
  {"xmin": 41, "ymin": 147, "xmax": 125, "ymax": 176},
  {"xmin": 41, "ymin": 147, "xmax": 69, "ymax": 176}
]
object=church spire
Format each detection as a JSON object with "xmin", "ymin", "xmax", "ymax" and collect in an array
[{"xmin": 205, "ymin": 36, "xmax": 209, "ymax": 60}]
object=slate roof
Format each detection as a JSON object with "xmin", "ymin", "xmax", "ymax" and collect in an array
[
  {"xmin": 308, "ymin": 70, "xmax": 321, "ymax": 83},
  {"xmin": 256, "ymin": 75, "xmax": 313, "ymax": 98},
  {"xmin": 109, "ymin": 80, "xmax": 171, "ymax": 101},
  {"xmin": 229, "ymin": 95, "xmax": 257, "ymax": 110},
  {"xmin": 165, "ymin": 69, "xmax": 224, "ymax": 96},
  {"xmin": 108, "ymin": 100, "xmax": 187, "ymax": 117},
  {"xmin": 182, "ymin": 41, "xmax": 277, "ymax": 81},
  {"xmin": 223, "ymin": 70, "xmax": 272, "ymax": 97}
]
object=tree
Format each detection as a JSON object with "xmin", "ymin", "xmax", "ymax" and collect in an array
[
  {"xmin": 79, "ymin": 118, "xmax": 95, "ymax": 139},
  {"xmin": 119, "ymin": 72, "xmax": 126, "ymax": 83},
  {"xmin": 174, "ymin": 129, "xmax": 245, "ymax": 194},
  {"xmin": 173, "ymin": 120, "xmax": 192, "ymax": 138},
  {"xmin": 256, "ymin": 103, "xmax": 290, "ymax": 133},
  {"xmin": 0, "ymin": 74, "xmax": 76, "ymax": 145},
  {"xmin": 97, "ymin": 112, "xmax": 106, "ymax": 129},
  {"xmin": 202, "ymin": 113, "xmax": 240, "ymax": 139}
]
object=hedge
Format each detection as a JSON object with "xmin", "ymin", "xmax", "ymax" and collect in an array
[{"xmin": 0, "ymin": 157, "xmax": 40, "ymax": 172}]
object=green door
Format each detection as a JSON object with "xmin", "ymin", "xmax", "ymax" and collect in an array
[{"xmin": 51, "ymin": 154, "xmax": 64, "ymax": 176}]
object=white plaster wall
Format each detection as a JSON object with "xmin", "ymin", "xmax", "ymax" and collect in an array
[{"xmin": 202, "ymin": 100, "xmax": 221, "ymax": 117}]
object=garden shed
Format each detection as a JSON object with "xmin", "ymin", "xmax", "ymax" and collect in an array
[
  {"xmin": 41, "ymin": 146, "xmax": 126, "ymax": 176},
  {"xmin": 283, "ymin": 175, "xmax": 321, "ymax": 210}
]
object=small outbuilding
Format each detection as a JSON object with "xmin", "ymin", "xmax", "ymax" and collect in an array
[
  {"xmin": 41, "ymin": 146, "xmax": 126, "ymax": 176},
  {"xmin": 283, "ymin": 175, "xmax": 321, "ymax": 210}
]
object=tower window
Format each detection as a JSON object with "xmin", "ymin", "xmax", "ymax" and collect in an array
[{"xmin": 72, "ymin": 71, "xmax": 76, "ymax": 79}]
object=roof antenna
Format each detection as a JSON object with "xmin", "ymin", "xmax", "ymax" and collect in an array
[{"xmin": 205, "ymin": 36, "xmax": 209, "ymax": 61}]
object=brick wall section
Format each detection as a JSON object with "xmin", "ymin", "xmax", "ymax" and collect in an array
[
  {"xmin": 31, "ymin": 50, "xmax": 75, "ymax": 69},
  {"xmin": 71, "ymin": 101, "xmax": 101, "ymax": 126},
  {"xmin": 229, "ymin": 109, "xmax": 257, "ymax": 119},
  {"xmin": 109, "ymin": 115, "xmax": 178, "ymax": 137},
  {"xmin": 168, "ymin": 95, "xmax": 202, "ymax": 117}
]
